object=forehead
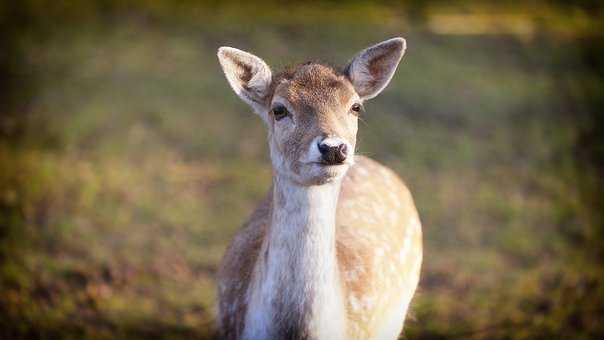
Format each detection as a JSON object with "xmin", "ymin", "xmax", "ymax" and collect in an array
[{"xmin": 272, "ymin": 63, "xmax": 356, "ymax": 108}]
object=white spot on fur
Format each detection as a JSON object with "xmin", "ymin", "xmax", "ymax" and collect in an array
[
  {"xmin": 350, "ymin": 295, "xmax": 361, "ymax": 312},
  {"xmin": 357, "ymin": 167, "xmax": 368, "ymax": 177},
  {"xmin": 399, "ymin": 238, "xmax": 410, "ymax": 263},
  {"xmin": 361, "ymin": 296, "xmax": 376, "ymax": 309},
  {"xmin": 388, "ymin": 211, "xmax": 398, "ymax": 224}
]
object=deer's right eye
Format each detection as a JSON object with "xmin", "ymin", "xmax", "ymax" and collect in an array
[{"xmin": 271, "ymin": 105, "xmax": 289, "ymax": 121}]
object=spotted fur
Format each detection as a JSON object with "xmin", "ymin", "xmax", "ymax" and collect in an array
[{"xmin": 216, "ymin": 38, "xmax": 422, "ymax": 340}]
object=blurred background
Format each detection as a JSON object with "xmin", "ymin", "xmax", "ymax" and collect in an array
[{"xmin": 1, "ymin": 0, "xmax": 603, "ymax": 339}]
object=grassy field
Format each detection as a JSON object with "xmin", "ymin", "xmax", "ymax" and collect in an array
[{"xmin": 1, "ymin": 1, "xmax": 603, "ymax": 339}]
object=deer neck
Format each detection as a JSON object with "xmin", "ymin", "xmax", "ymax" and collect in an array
[{"xmin": 243, "ymin": 173, "xmax": 347, "ymax": 339}]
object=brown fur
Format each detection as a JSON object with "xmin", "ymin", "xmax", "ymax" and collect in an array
[
  {"xmin": 269, "ymin": 63, "xmax": 358, "ymax": 184},
  {"xmin": 218, "ymin": 156, "xmax": 422, "ymax": 339}
]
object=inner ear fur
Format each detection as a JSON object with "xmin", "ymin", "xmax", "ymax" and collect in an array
[
  {"xmin": 217, "ymin": 47, "xmax": 273, "ymax": 115},
  {"xmin": 344, "ymin": 37, "xmax": 406, "ymax": 100}
]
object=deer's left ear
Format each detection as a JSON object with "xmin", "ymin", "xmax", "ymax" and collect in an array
[
  {"xmin": 217, "ymin": 47, "xmax": 273, "ymax": 118},
  {"xmin": 344, "ymin": 37, "xmax": 406, "ymax": 100}
]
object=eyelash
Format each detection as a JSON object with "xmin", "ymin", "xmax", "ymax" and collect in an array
[{"xmin": 271, "ymin": 105, "xmax": 289, "ymax": 121}]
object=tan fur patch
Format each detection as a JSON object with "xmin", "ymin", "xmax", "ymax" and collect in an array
[{"xmin": 218, "ymin": 157, "xmax": 423, "ymax": 339}]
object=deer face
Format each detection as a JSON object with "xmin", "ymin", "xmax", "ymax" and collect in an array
[
  {"xmin": 267, "ymin": 63, "xmax": 360, "ymax": 185},
  {"xmin": 218, "ymin": 38, "xmax": 406, "ymax": 185}
]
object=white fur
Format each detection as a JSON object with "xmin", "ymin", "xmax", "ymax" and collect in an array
[
  {"xmin": 375, "ymin": 300, "xmax": 411, "ymax": 340},
  {"xmin": 242, "ymin": 175, "xmax": 348, "ymax": 339},
  {"xmin": 321, "ymin": 137, "xmax": 346, "ymax": 148},
  {"xmin": 305, "ymin": 136, "xmax": 325, "ymax": 163}
]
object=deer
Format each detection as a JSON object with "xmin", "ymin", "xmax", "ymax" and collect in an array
[{"xmin": 216, "ymin": 37, "xmax": 423, "ymax": 340}]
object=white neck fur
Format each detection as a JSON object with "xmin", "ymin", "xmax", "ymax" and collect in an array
[{"xmin": 242, "ymin": 174, "xmax": 348, "ymax": 339}]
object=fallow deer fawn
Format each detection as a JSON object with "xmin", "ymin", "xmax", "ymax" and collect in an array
[{"xmin": 216, "ymin": 37, "xmax": 422, "ymax": 340}]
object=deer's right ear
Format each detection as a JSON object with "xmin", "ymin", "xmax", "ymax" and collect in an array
[{"xmin": 217, "ymin": 47, "xmax": 273, "ymax": 118}]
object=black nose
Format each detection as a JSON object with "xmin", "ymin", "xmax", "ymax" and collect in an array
[{"xmin": 318, "ymin": 141, "xmax": 348, "ymax": 165}]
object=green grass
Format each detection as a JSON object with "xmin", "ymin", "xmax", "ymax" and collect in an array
[{"xmin": 1, "ymin": 1, "xmax": 603, "ymax": 339}]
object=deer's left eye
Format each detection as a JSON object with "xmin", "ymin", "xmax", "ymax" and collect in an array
[
  {"xmin": 350, "ymin": 103, "xmax": 362, "ymax": 115},
  {"xmin": 272, "ymin": 105, "xmax": 289, "ymax": 121}
]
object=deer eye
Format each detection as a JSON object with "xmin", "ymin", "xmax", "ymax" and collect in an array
[
  {"xmin": 271, "ymin": 105, "xmax": 289, "ymax": 121},
  {"xmin": 350, "ymin": 103, "xmax": 362, "ymax": 115}
]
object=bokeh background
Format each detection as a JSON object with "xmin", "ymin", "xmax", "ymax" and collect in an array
[{"xmin": 1, "ymin": 1, "xmax": 603, "ymax": 339}]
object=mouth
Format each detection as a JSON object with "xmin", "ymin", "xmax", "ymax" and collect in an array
[
  {"xmin": 308, "ymin": 161, "xmax": 352, "ymax": 177},
  {"xmin": 298, "ymin": 160, "xmax": 351, "ymax": 184},
  {"xmin": 310, "ymin": 161, "xmax": 348, "ymax": 168}
]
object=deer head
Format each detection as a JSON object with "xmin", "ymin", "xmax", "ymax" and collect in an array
[{"xmin": 217, "ymin": 38, "xmax": 406, "ymax": 186}]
